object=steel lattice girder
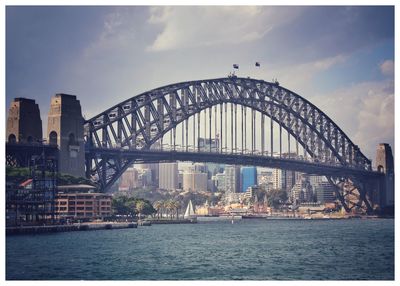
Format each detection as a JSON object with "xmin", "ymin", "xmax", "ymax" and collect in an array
[{"xmin": 84, "ymin": 77, "xmax": 373, "ymax": 190}]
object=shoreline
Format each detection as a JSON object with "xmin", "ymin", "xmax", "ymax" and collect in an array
[
  {"xmin": 6, "ymin": 222, "xmax": 138, "ymax": 235},
  {"xmin": 6, "ymin": 215, "xmax": 392, "ymax": 236}
]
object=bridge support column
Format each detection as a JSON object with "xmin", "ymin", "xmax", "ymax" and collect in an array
[
  {"xmin": 7, "ymin": 98, "xmax": 43, "ymax": 144},
  {"xmin": 375, "ymin": 143, "xmax": 394, "ymax": 209},
  {"xmin": 47, "ymin": 94, "xmax": 85, "ymax": 178},
  {"xmin": 328, "ymin": 176, "xmax": 379, "ymax": 215}
]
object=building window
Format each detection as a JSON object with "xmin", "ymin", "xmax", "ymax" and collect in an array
[
  {"xmin": 49, "ymin": 131, "xmax": 57, "ymax": 145},
  {"xmin": 8, "ymin": 134, "xmax": 16, "ymax": 143}
]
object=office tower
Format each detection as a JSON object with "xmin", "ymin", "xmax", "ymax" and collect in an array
[
  {"xmin": 241, "ymin": 167, "xmax": 257, "ymax": 192},
  {"xmin": 159, "ymin": 162, "xmax": 178, "ymax": 190}
]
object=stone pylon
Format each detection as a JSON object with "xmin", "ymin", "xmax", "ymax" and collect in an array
[
  {"xmin": 375, "ymin": 143, "xmax": 394, "ymax": 207},
  {"xmin": 7, "ymin": 98, "xmax": 42, "ymax": 143},
  {"xmin": 47, "ymin": 94, "xmax": 85, "ymax": 178}
]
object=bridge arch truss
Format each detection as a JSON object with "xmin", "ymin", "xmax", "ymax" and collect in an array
[{"xmin": 84, "ymin": 77, "xmax": 377, "ymax": 212}]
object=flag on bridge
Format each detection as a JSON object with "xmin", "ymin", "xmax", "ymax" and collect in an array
[
  {"xmin": 255, "ymin": 62, "xmax": 260, "ymax": 67},
  {"xmin": 233, "ymin": 64, "xmax": 239, "ymax": 69}
]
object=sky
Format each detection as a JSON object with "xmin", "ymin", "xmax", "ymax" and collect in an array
[{"xmin": 5, "ymin": 5, "xmax": 395, "ymax": 163}]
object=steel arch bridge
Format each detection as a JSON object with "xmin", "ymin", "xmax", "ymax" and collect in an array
[{"xmin": 84, "ymin": 77, "xmax": 382, "ymax": 213}]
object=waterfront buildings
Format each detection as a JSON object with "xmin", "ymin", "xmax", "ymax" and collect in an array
[
  {"xmin": 138, "ymin": 163, "xmax": 159, "ymax": 187},
  {"xmin": 195, "ymin": 201, "xmax": 223, "ymax": 216},
  {"xmin": 213, "ymin": 172, "xmax": 226, "ymax": 192},
  {"xmin": 182, "ymin": 171, "xmax": 208, "ymax": 192},
  {"xmin": 159, "ymin": 162, "xmax": 178, "ymax": 190},
  {"xmin": 272, "ymin": 168, "xmax": 282, "ymax": 190},
  {"xmin": 225, "ymin": 165, "xmax": 240, "ymax": 193},
  {"xmin": 119, "ymin": 167, "xmax": 138, "ymax": 191},
  {"xmin": 118, "ymin": 166, "xmax": 153, "ymax": 191},
  {"xmin": 241, "ymin": 167, "xmax": 257, "ymax": 193},
  {"xmin": 257, "ymin": 169, "xmax": 273, "ymax": 186},
  {"xmin": 224, "ymin": 192, "xmax": 244, "ymax": 204},
  {"xmin": 56, "ymin": 185, "xmax": 112, "ymax": 220},
  {"xmin": 314, "ymin": 181, "xmax": 336, "ymax": 203},
  {"xmin": 289, "ymin": 175, "xmax": 314, "ymax": 204},
  {"xmin": 273, "ymin": 168, "xmax": 301, "ymax": 191}
]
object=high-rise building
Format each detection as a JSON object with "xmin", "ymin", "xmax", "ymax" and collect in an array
[
  {"xmin": 159, "ymin": 162, "xmax": 178, "ymax": 190},
  {"xmin": 241, "ymin": 167, "xmax": 257, "ymax": 193},
  {"xmin": 257, "ymin": 169, "xmax": 273, "ymax": 185},
  {"xmin": 224, "ymin": 165, "xmax": 240, "ymax": 193},
  {"xmin": 207, "ymin": 179, "xmax": 216, "ymax": 193},
  {"xmin": 213, "ymin": 173, "xmax": 226, "ymax": 192},
  {"xmin": 189, "ymin": 163, "xmax": 207, "ymax": 173},
  {"xmin": 272, "ymin": 168, "xmax": 300, "ymax": 191},
  {"xmin": 119, "ymin": 167, "xmax": 138, "ymax": 191},
  {"xmin": 137, "ymin": 168, "xmax": 152, "ymax": 187},
  {"xmin": 182, "ymin": 172, "xmax": 208, "ymax": 192},
  {"xmin": 309, "ymin": 175, "xmax": 324, "ymax": 188},
  {"xmin": 283, "ymin": 170, "xmax": 300, "ymax": 191},
  {"xmin": 290, "ymin": 175, "xmax": 314, "ymax": 204},
  {"xmin": 178, "ymin": 172, "xmax": 183, "ymax": 189},
  {"xmin": 272, "ymin": 169, "xmax": 282, "ymax": 190},
  {"xmin": 139, "ymin": 163, "xmax": 159, "ymax": 187},
  {"xmin": 314, "ymin": 182, "xmax": 336, "ymax": 203}
]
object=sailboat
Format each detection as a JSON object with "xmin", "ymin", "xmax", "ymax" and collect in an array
[{"xmin": 184, "ymin": 200, "xmax": 196, "ymax": 219}]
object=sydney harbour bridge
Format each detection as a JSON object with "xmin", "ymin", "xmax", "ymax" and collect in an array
[
  {"xmin": 83, "ymin": 76, "xmax": 384, "ymax": 214},
  {"xmin": 7, "ymin": 77, "xmax": 388, "ymax": 214}
]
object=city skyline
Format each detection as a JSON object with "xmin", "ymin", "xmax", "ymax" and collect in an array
[
  {"xmin": 4, "ymin": 4, "xmax": 396, "ymax": 282},
  {"xmin": 5, "ymin": 5, "xmax": 394, "ymax": 162}
]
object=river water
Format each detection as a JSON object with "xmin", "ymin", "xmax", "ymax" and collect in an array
[{"xmin": 6, "ymin": 218, "xmax": 394, "ymax": 280}]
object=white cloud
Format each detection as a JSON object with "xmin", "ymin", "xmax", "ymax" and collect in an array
[
  {"xmin": 101, "ymin": 11, "xmax": 123, "ymax": 41},
  {"xmin": 311, "ymin": 80, "xmax": 394, "ymax": 162},
  {"xmin": 82, "ymin": 10, "xmax": 136, "ymax": 59},
  {"xmin": 260, "ymin": 54, "xmax": 347, "ymax": 96},
  {"xmin": 256, "ymin": 54, "xmax": 394, "ymax": 161},
  {"xmin": 147, "ymin": 6, "xmax": 301, "ymax": 52},
  {"xmin": 380, "ymin": 59, "xmax": 394, "ymax": 76}
]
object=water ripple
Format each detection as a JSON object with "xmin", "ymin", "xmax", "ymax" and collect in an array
[{"xmin": 6, "ymin": 219, "xmax": 394, "ymax": 280}]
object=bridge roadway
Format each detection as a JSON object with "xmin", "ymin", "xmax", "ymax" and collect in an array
[{"xmin": 88, "ymin": 147, "xmax": 383, "ymax": 179}]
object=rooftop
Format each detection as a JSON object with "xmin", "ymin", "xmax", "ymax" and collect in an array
[{"xmin": 56, "ymin": 184, "xmax": 96, "ymax": 190}]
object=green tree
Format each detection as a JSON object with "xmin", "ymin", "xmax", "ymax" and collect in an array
[
  {"xmin": 165, "ymin": 199, "xmax": 175, "ymax": 219},
  {"xmin": 138, "ymin": 199, "xmax": 156, "ymax": 217},
  {"xmin": 266, "ymin": 189, "xmax": 288, "ymax": 210},
  {"xmin": 136, "ymin": 200, "xmax": 146, "ymax": 219},
  {"xmin": 173, "ymin": 200, "xmax": 181, "ymax": 219},
  {"xmin": 153, "ymin": 200, "xmax": 163, "ymax": 219},
  {"xmin": 112, "ymin": 196, "xmax": 136, "ymax": 216}
]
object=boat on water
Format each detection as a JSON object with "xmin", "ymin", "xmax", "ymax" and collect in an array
[{"xmin": 184, "ymin": 200, "xmax": 196, "ymax": 219}]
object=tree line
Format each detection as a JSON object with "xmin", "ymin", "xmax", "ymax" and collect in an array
[{"xmin": 111, "ymin": 196, "xmax": 183, "ymax": 219}]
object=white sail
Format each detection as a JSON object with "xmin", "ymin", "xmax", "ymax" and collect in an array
[{"xmin": 184, "ymin": 200, "xmax": 196, "ymax": 218}]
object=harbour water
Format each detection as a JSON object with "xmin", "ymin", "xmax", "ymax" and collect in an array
[{"xmin": 6, "ymin": 218, "xmax": 394, "ymax": 280}]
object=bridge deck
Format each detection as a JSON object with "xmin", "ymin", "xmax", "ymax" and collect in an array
[{"xmin": 87, "ymin": 147, "xmax": 382, "ymax": 179}]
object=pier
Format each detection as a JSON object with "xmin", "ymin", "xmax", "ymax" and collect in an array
[{"xmin": 6, "ymin": 222, "xmax": 138, "ymax": 235}]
